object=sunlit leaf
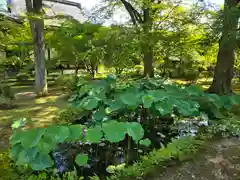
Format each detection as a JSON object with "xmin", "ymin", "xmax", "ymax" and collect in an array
[
  {"xmin": 127, "ymin": 122, "xmax": 144, "ymax": 141},
  {"xmin": 16, "ymin": 147, "xmax": 38, "ymax": 165},
  {"xmin": 30, "ymin": 153, "xmax": 54, "ymax": 171},
  {"xmin": 142, "ymin": 95, "xmax": 153, "ymax": 108},
  {"xmin": 85, "ymin": 126, "xmax": 103, "ymax": 143},
  {"xmin": 45, "ymin": 125, "xmax": 69, "ymax": 143},
  {"xmin": 20, "ymin": 128, "xmax": 45, "ymax": 148},
  {"xmin": 102, "ymin": 121, "xmax": 127, "ymax": 143},
  {"xmin": 75, "ymin": 154, "xmax": 88, "ymax": 166},
  {"xmin": 139, "ymin": 138, "xmax": 151, "ymax": 147}
]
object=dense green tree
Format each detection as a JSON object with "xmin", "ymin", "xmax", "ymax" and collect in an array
[{"xmin": 208, "ymin": 0, "xmax": 240, "ymax": 94}]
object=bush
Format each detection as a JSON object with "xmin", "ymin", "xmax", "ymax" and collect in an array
[
  {"xmin": 16, "ymin": 73, "xmax": 31, "ymax": 82},
  {"xmin": 0, "ymin": 83, "xmax": 14, "ymax": 99},
  {"xmin": 184, "ymin": 70, "xmax": 200, "ymax": 82},
  {"xmin": 0, "ymin": 95, "xmax": 14, "ymax": 109},
  {"xmin": 133, "ymin": 65, "xmax": 143, "ymax": 75},
  {"xmin": 0, "ymin": 151, "xmax": 19, "ymax": 180},
  {"xmin": 55, "ymin": 107, "xmax": 83, "ymax": 124},
  {"xmin": 55, "ymin": 75, "xmax": 76, "ymax": 90},
  {"xmin": 109, "ymin": 136, "xmax": 205, "ymax": 180}
]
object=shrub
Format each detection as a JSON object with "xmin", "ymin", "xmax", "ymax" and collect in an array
[
  {"xmin": 0, "ymin": 151, "xmax": 19, "ymax": 180},
  {"xmin": 0, "ymin": 83, "xmax": 14, "ymax": 99},
  {"xmin": 55, "ymin": 107, "xmax": 83, "ymax": 124},
  {"xmin": 55, "ymin": 75, "xmax": 77, "ymax": 91},
  {"xmin": 22, "ymin": 172, "xmax": 83, "ymax": 180},
  {"xmin": 0, "ymin": 95, "xmax": 14, "ymax": 109},
  {"xmin": 109, "ymin": 136, "xmax": 205, "ymax": 180},
  {"xmin": 184, "ymin": 70, "xmax": 200, "ymax": 82},
  {"xmin": 16, "ymin": 73, "xmax": 31, "ymax": 82}
]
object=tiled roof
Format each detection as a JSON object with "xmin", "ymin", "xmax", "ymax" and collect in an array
[{"xmin": 10, "ymin": 0, "xmax": 85, "ymax": 21}]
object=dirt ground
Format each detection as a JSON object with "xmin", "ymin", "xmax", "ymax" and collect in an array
[{"xmin": 151, "ymin": 138, "xmax": 240, "ymax": 180}]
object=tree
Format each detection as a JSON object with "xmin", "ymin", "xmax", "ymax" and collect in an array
[
  {"xmin": 94, "ymin": 0, "xmax": 196, "ymax": 77},
  {"xmin": 25, "ymin": 0, "xmax": 47, "ymax": 96},
  {"xmin": 47, "ymin": 21, "xmax": 105, "ymax": 77},
  {"xmin": 103, "ymin": 26, "xmax": 141, "ymax": 75},
  {"xmin": 208, "ymin": 0, "xmax": 240, "ymax": 94}
]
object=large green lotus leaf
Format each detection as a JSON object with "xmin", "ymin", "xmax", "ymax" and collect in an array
[
  {"xmin": 102, "ymin": 121, "xmax": 127, "ymax": 143},
  {"xmin": 154, "ymin": 99, "xmax": 173, "ymax": 116},
  {"xmin": 85, "ymin": 126, "xmax": 103, "ymax": 143},
  {"xmin": 106, "ymin": 99, "xmax": 125, "ymax": 112},
  {"xmin": 45, "ymin": 125, "xmax": 70, "ymax": 143},
  {"xmin": 20, "ymin": 128, "xmax": 45, "ymax": 148},
  {"xmin": 149, "ymin": 90, "xmax": 167, "ymax": 102},
  {"xmin": 120, "ymin": 92, "xmax": 139, "ymax": 106},
  {"xmin": 92, "ymin": 107, "xmax": 107, "ymax": 122},
  {"xmin": 206, "ymin": 94, "xmax": 223, "ymax": 108},
  {"xmin": 30, "ymin": 153, "xmax": 54, "ymax": 171},
  {"xmin": 95, "ymin": 90, "xmax": 106, "ymax": 100},
  {"xmin": 127, "ymin": 122, "xmax": 144, "ymax": 141},
  {"xmin": 16, "ymin": 147, "xmax": 39, "ymax": 165},
  {"xmin": 174, "ymin": 100, "xmax": 199, "ymax": 116},
  {"xmin": 185, "ymin": 84, "xmax": 203, "ymax": 96},
  {"xmin": 9, "ymin": 143, "xmax": 23, "ymax": 161},
  {"xmin": 82, "ymin": 98, "xmax": 99, "ymax": 110},
  {"xmin": 142, "ymin": 95, "xmax": 153, "ymax": 108},
  {"xmin": 75, "ymin": 154, "xmax": 88, "ymax": 167},
  {"xmin": 66, "ymin": 125, "xmax": 83, "ymax": 141},
  {"xmin": 9, "ymin": 131, "xmax": 23, "ymax": 145},
  {"xmin": 220, "ymin": 95, "xmax": 233, "ymax": 110},
  {"xmin": 230, "ymin": 94, "xmax": 240, "ymax": 105},
  {"xmin": 37, "ymin": 136, "xmax": 56, "ymax": 155}
]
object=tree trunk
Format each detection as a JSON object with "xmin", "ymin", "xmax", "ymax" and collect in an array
[
  {"xmin": 33, "ymin": 19, "xmax": 47, "ymax": 96},
  {"xmin": 142, "ymin": 8, "xmax": 154, "ymax": 77},
  {"xmin": 207, "ymin": 0, "xmax": 239, "ymax": 95},
  {"xmin": 143, "ymin": 45, "xmax": 154, "ymax": 77},
  {"xmin": 25, "ymin": 0, "xmax": 48, "ymax": 96},
  {"xmin": 120, "ymin": 0, "xmax": 154, "ymax": 77}
]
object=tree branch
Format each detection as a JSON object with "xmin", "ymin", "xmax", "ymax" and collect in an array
[{"xmin": 120, "ymin": 0, "xmax": 143, "ymax": 25}]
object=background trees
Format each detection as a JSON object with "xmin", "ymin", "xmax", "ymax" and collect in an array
[{"xmin": 1, "ymin": 0, "xmax": 239, "ymax": 95}]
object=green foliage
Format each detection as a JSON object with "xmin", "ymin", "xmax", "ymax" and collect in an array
[
  {"xmin": 75, "ymin": 154, "xmax": 88, "ymax": 167},
  {"xmin": 109, "ymin": 136, "xmax": 205, "ymax": 180},
  {"xmin": 209, "ymin": 116, "xmax": 240, "ymax": 137},
  {"xmin": 0, "ymin": 83, "xmax": 14, "ymax": 99},
  {"xmin": 69, "ymin": 77, "xmax": 240, "ymax": 122},
  {"xmin": 102, "ymin": 26, "xmax": 141, "ymax": 74},
  {"xmin": 22, "ymin": 171, "xmax": 83, "ymax": 180},
  {"xmin": 55, "ymin": 107, "xmax": 83, "ymax": 124},
  {"xmin": 0, "ymin": 151, "xmax": 19, "ymax": 180},
  {"xmin": 9, "ymin": 121, "xmax": 147, "ymax": 171},
  {"xmin": 139, "ymin": 138, "xmax": 151, "ymax": 147},
  {"xmin": 0, "ymin": 82, "xmax": 14, "ymax": 109},
  {"xmin": 47, "ymin": 21, "xmax": 106, "ymax": 76},
  {"xmin": 0, "ymin": 95, "xmax": 14, "ymax": 108},
  {"xmin": 54, "ymin": 75, "xmax": 76, "ymax": 90},
  {"xmin": 16, "ymin": 73, "xmax": 31, "ymax": 82}
]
